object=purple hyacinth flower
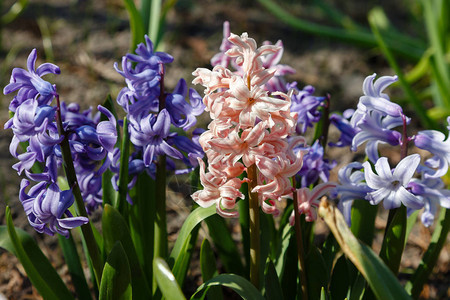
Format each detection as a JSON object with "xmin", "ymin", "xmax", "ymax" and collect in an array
[
  {"xmin": 408, "ymin": 177, "xmax": 450, "ymax": 227},
  {"xmin": 358, "ymin": 73, "xmax": 402, "ymax": 118},
  {"xmin": 126, "ymin": 35, "xmax": 174, "ymax": 69},
  {"xmin": 165, "ymin": 79, "xmax": 206, "ymax": 131},
  {"xmin": 414, "ymin": 129, "xmax": 450, "ymax": 178},
  {"xmin": 363, "ymin": 154, "xmax": 424, "ymax": 210},
  {"xmin": 20, "ymin": 180, "xmax": 88, "ymax": 237},
  {"xmin": 335, "ymin": 162, "xmax": 373, "ymax": 225},
  {"xmin": 296, "ymin": 140, "xmax": 335, "ymax": 187},
  {"xmin": 351, "ymin": 111, "xmax": 402, "ymax": 163},
  {"xmin": 97, "ymin": 105, "xmax": 118, "ymax": 153},
  {"xmin": 329, "ymin": 109, "xmax": 357, "ymax": 147},
  {"xmin": 129, "ymin": 109, "xmax": 183, "ymax": 166},
  {"xmin": 4, "ymin": 49, "xmax": 60, "ymax": 111},
  {"xmin": 289, "ymin": 83, "xmax": 324, "ymax": 134}
]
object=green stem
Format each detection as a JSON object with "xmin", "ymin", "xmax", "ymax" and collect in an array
[
  {"xmin": 292, "ymin": 177, "xmax": 308, "ymax": 300},
  {"xmin": 155, "ymin": 64, "xmax": 167, "ymax": 259},
  {"xmin": 55, "ymin": 95, "xmax": 103, "ymax": 286},
  {"xmin": 247, "ymin": 164, "xmax": 260, "ymax": 289}
]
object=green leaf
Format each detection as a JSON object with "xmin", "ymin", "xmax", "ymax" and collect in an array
[
  {"xmin": 102, "ymin": 204, "xmax": 151, "ymax": 299},
  {"xmin": 191, "ymin": 274, "xmax": 264, "ymax": 300},
  {"xmin": 153, "ymin": 258, "xmax": 186, "ymax": 300},
  {"xmin": 305, "ymin": 245, "xmax": 329, "ymax": 300},
  {"xmin": 264, "ymin": 259, "xmax": 284, "ymax": 300},
  {"xmin": 200, "ymin": 239, "xmax": 223, "ymax": 300},
  {"xmin": 276, "ymin": 225, "xmax": 299, "ymax": 300},
  {"xmin": 405, "ymin": 208, "xmax": 450, "ymax": 298},
  {"xmin": 329, "ymin": 255, "xmax": 350, "ymax": 300},
  {"xmin": 99, "ymin": 241, "xmax": 132, "ymax": 300},
  {"xmin": 129, "ymin": 172, "xmax": 155, "ymax": 290},
  {"xmin": 321, "ymin": 233, "xmax": 340, "ymax": 278},
  {"xmin": 58, "ymin": 233, "xmax": 92, "ymax": 300},
  {"xmin": 379, "ymin": 206, "xmax": 407, "ymax": 274},
  {"xmin": 169, "ymin": 205, "xmax": 216, "ymax": 263},
  {"xmin": 205, "ymin": 215, "xmax": 245, "ymax": 275},
  {"xmin": 318, "ymin": 202, "xmax": 411, "ymax": 300},
  {"xmin": 171, "ymin": 223, "xmax": 199, "ymax": 288},
  {"xmin": 122, "ymin": 0, "xmax": 145, "ymax": 50},
  {"xmin": 1, "ymin": 207, "xmax": 74, "ymax": 300},
  {"xmin": 350, "ymin": 200, "xmax": 377, "ymax": 246}
]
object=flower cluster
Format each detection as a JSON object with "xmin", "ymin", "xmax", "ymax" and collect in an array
[
  {"xmin": 113, "ymin": 36, "xmax": 205, "ymax": 190},
  {"xmin": 3, "ymin": 49, "xmax": 117, "ymax": 236},
  {"xmin": 335, "ymin": 74, "xmax": 450, "ymax": 226},
  {"xmin": 192, "ymin": 31, "xmax": 337, "ymax": 218}
]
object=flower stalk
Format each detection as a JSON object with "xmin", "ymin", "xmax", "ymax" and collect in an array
[
  {"xmin": 55, "ymin": 95, "xmax": 103, "ymax": 285},
  {"xmin": 292, "ymin": 177, "xmax": 308, "ymax": 300},
  {"xmin": 247, "ymin": 163, "xmax": 260, "ymax": 289},
  {"xmin": 155, "ymin": 64, "xmax": 168, "ymax": 259}
]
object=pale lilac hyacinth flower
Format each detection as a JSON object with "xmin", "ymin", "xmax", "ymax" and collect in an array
[
  {"xmin": 363, "ymin": 154, "xmax": 424, "ymax": 210},
  {"xmin": 408, "ymin": 177, "xmax": 450, "ymax": 227},
  {"xmin": 414, "ymin": 129, "xmax": 450, "ymax": 178}
]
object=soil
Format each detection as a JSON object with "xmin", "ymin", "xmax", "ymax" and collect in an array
[{"xmin": 0, "ymin": 0, "xmax": 448, "ymax": 299}]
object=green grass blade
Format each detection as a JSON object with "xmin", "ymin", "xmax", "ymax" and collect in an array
[
  {"xmin": 405, "ymin": 208, "xmax": 450, "ymax": 298},
  {"xmin": 256, "ymin": 0, "xmax": 424, "ymax": 60},
  {"xmin": 102, "ymin": 204, "xmax": 151, "ymax": 299},
  {"xmin": 58, "ymin": 233, "xmax": 93, "ymax": 300},
  {"xmin": 99, "ymin": 241, "xmax": 132, "ymax": 300},
  {"xmin": 318, "ymin": 201, "xmax": 411, "ymax": 300},
  {"xmin": 1, "ymin": 0, "xmax": 28, "ymax": 25},
  {"xmin": 122, "ymin": 0, "xmax": 145, "ymax": 50},
  {"xmin": 422, "ymin": 0, "xmax": 450, "ymax": 109},
  {"xmin": 368, "ymin": 7, "xmax": 438, "ymax": 130},
  {"xmin": 153, "ymin": 258, "xmax": 186, "ymax": 300},
  {"xmin": 200, "ymin": 238, "xmax": 223, "ymax": 300},
  {"xmin": 1, "ymin": 207, "xmax": 74, "ymax": 300},
  {"xmin": 191, "ymin": 274, "xmax": 264, "ymax": 300}
]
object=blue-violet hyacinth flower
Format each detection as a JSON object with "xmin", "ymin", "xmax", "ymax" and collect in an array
[
  {"xmin": 20, "ymin": 180, "xmax": 88, "ymax": 237},
  {"xmin": 363, "ymin": 154, "xmax": 424, "ymax": 210},
  {"xmin": 4, "ymin": 49, "xmax": 60, "ymax": 112}
]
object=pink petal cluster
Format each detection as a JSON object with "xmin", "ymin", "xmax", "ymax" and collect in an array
[{"xmin": 192, "ymin": 32, "xmax": 304, "ymax": 217}]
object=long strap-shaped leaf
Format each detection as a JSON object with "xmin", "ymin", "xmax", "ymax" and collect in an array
[
  {"xmin": 191, "ymin": 274, "xmax": 265, "ymax": 300},
  {"xmin": 102, "ymin": 204, "xmax": 151, "ymax": 299},
  {"xmin": 153, "ymin": 258, "xmax": 186, "ymax": 300},
  {"xmin": 318, "ymin": 201, "xmax": 411, "ymax": 300},
  {"xmin": 1, "ymin": 207, "xmax": 74, "ymax": 300},
  {"xmin": 99, "ymin": 241, "xmax": 132, "ymax": 300}
]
